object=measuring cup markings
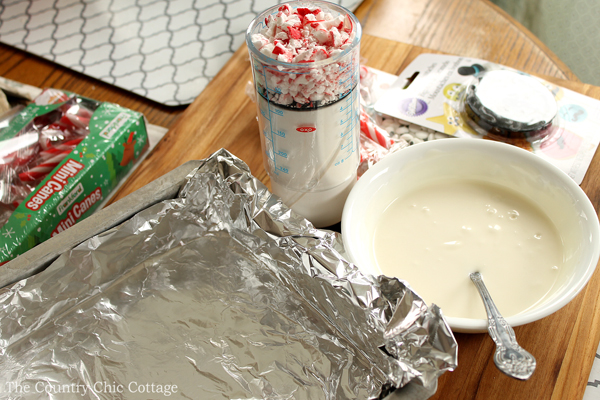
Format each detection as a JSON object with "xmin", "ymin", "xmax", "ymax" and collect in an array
[
  {"xmin": 247, "ymin": 2, "xmax": 362, "ymax": 225},
  {"xmin": 253, "ymin": 44, "xmax": 359, "ymax": 184},
  {"xmin": 340, "ymin": 55, "xmax": 358, "ymax": 145},
  {"xmin": 337, "ymin": 90, "xmax": 357, "ymax": 165},
  {"xmin": 340, "ymin": 57, "xmax": 358, "ymax": 162},
  {"xmin": 259, "ymin": 63, "xmax": 324, "ymax": 179},
  {"xmin": 260, "ymin": 93, "xmax": 358, "ymax": 177},
  {"xmin": 260, "ymin": 64, "xmax": 286, "ymax": 176}
]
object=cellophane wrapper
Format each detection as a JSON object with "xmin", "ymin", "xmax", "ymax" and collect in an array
[{"xmin": 0, "ymin": 149, "xmax": 457, "ymax": 400}]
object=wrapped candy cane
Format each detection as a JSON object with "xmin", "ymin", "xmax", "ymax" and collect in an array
[
  {"xmin": 358, "ymin": 132, "xmax": 389, "ymax": 178},
  {"xmin": 0, "ymin": 98, "xmax": 92, "ymax": 215},
  {"xmin": 0, "ymin": 90, "xmax": 101, "ymax": 231},
  {"xmin": 38, "ymin": 138, "xmax": 84, "ymax": 160},
  {"xmin": 0, "ymin": 167, "xmax": 31, "ymax": 206},
  {"xmin": 59, "ymin": 105, "xmax": 92, "ymax": 131},
  {"xmin": 18, "ymin": 150, "xmax": 72, "ymax": 183},
  {"xmin": 360, "ymin": 109, "xmax": 394, "ymax": 149},
  {"xmin": 18, "ymin": 137, "xmax": 84, "ymax": 184}
]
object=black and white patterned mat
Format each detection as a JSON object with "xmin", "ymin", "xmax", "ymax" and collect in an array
[{"xmin": 0, "ymin": 0, "xmax": 361, "ymax": 106}]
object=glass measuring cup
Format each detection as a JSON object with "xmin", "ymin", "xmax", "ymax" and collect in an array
[{"xmin": 246, "ymin": 1, "xmax": 362, "ymax": 227}]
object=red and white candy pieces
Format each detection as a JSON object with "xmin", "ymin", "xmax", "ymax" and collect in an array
[
  {"xmin": 0, "ymin": 96, "xmax": 93, "ymax": 224},
  {"xmin": 252, "ymin": 4, "xmax": 354, "ymax": 63},
  {"xmin": 250, "ymin": 4, "xmax": 358, "ymax": 107}
]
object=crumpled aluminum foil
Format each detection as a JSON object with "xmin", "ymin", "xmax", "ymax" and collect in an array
[{"xmin": 0, "ymin": 149, "xmax": 457, "ymax": 399}]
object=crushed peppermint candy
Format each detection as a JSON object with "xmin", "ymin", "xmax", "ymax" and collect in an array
[
  {"xmin": 248, "ymin": 3, "xmax": 360, "ymax": 108},
  {"xmin": 358, "ymin": 115, "xmax": 450, "ymax": 177},
  {"xmin": 251, "ymin": 4, "xmax": 355, "ymax": 63}
]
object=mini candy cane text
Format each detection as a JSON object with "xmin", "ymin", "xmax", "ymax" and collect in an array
[{"xmin": 25, "ymin": 159, "xmax": 84, "ymax": 211}]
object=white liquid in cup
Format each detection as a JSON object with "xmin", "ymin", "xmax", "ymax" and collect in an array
[{"xmin": 256, "ymin": 92, "xmax": 360, "ymax": 227}]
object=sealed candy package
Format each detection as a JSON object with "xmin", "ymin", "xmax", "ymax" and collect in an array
[
  {"xmin": 0, "ymin": 89, "xmax": 149, "ymax": 265},
  {"xmin": 0, "ymin": 94, "xmax": 96, "ymax": 212},
  {"xmin": 464, "ymin": 69, "xmax": 558, "ymax": 141},
  {"xmin": 374, "ymin": 54, "xmax": 600, "ymax": 184}
]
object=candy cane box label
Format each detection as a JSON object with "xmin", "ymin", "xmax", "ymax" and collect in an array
[
  {"xmin": 25, "ymin": 159, "xmax": 84, "ymax": 211},
  {"xmin": 99, "ymin": 112, "xmax": 130, "ymax": 139},
  {"xmin": 52, "ymin": 187, "xmax": 102, "ymax": 236},
  {"xmin": 57, "ymin": 182, "xmax": 84, "ymax": 215},
  {"xmin": 0, "ymin": 91, "xmax": 149, "ymax": 265}
]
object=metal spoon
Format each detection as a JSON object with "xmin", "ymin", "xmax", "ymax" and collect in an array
[{"xmin": 469, "ymin": 271, "xmax": 536, "ymax": 380}]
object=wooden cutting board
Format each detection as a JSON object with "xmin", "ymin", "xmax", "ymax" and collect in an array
[{"xmin": 109, "ymin": 35, "xmax": 600, "ymax": 400}]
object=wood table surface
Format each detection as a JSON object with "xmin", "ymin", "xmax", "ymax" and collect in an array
[{"xmin": 2, "ymin": 1, "xmax": 599, "ymax": 399}]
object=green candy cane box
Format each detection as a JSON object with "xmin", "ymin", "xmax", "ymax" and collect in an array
[{"xmin": 0, "ymin": 91, "xmax": 149, "ymax": 265}]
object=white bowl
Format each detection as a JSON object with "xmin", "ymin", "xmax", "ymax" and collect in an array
[{"xmin": 341, "ymin": 139, "xmax": 600, "ymax": 333}]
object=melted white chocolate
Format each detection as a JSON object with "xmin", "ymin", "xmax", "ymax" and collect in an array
[{"xmin": 373, "ymin": 179, "xmax": 563, "ymax": 320}]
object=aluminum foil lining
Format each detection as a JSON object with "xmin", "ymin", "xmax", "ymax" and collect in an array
[{"xmin": 0, "ymin": 149, "xmax": 457, "ymax": 399}]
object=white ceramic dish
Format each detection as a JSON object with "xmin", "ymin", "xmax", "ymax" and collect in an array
[{"xmin": 341, "ymin": 139, "xmax": 600, "ymax": 333}]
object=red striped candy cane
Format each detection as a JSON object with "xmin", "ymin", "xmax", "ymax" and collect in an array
[
  {"xmin": 18, "ymin": 150, "xmax": 72, "ymax": 183},
  {"xmin": 359, "ymin": 110, "xmax": 394, "ymax": 149}
]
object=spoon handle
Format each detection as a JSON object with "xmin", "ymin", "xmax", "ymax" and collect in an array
[{"xmin": 470, "ymin": 272, "xmax": 536, "ymax": 380}]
